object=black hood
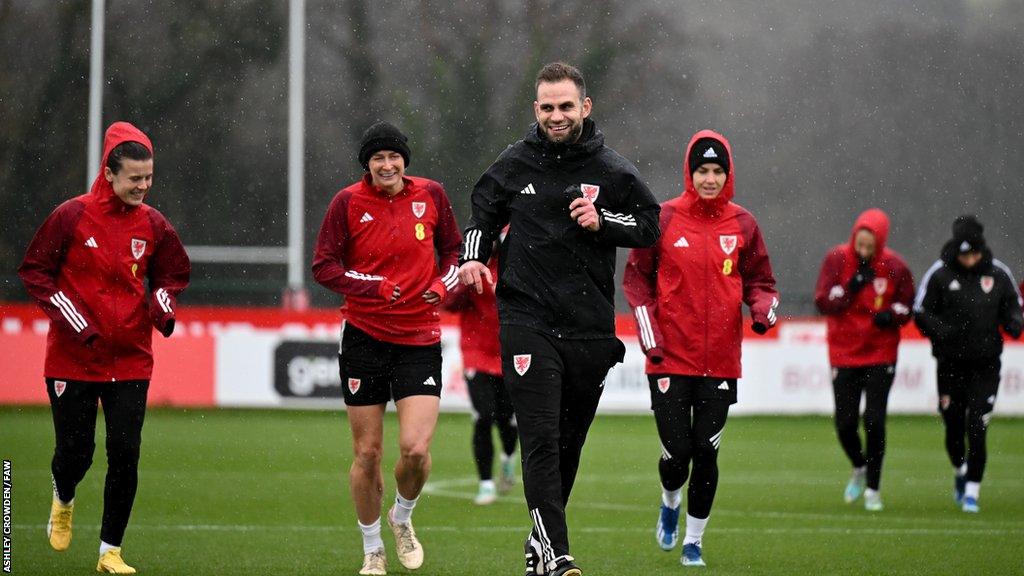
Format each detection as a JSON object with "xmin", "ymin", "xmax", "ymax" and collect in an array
[{"xmin": 524, "ymin": 118, "xmax": 604, "ymax": 161}]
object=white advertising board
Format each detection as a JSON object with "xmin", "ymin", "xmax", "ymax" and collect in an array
[{"xmin": 213, "ymin": 323, "xmax": 1024, "ymax": 415}]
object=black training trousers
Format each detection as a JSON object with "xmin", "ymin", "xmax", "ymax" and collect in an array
[
  {"xmin": 500, "ymin": 325, "xmax": 624, "ymax": 568},
  {"xmin": 46, "ymin": 378, "xmax": 149, "ymax": 546},
  {"xmin": 831, "ymin": 364, "xmax": 895, "ymax": 490},
  {"xmin": 650, "ymin": 375, "xmax": 735, "ymax": 520},
  {"xmin": 937, "ymin": 357, "xmax": 1001, "ymax": 483},
  {"xmin": 466, "ymin": 370, "xmax": 518, "ymax": 480}
]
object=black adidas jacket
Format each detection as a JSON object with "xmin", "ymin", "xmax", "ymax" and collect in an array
[
  {"xmin": 461, "ymin": 119, "xmax": 660, "ymax": 339},
  {"xmin": 913, "ymin": 244, "xmax": 1023, "ymax": 361}
]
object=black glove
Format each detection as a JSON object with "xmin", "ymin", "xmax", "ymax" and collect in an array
[
  {"xmin": 1006, "ymin": 319, "xmax": 1023, "ymax": 340},
  {"xmin": 159, "ymin": 318, "xmax": 176, "ymax": 338},
  {"xmin": 846, "ymin": 262, "xmax": 875, "ymax": 294},
  {"xmin": 647, "ymin": 346, "xmax": 665, "ymax": 364},
  {"xmin": 751, "ymin": 322, "xmax": 768, "ymax": 335},
  {"xmin": 873, "ymin": 311, "xmax": 894, "ymax": 328},
  {"xmin": 563, "ymin": 184, "xmax": 584, "ymax": 207}
]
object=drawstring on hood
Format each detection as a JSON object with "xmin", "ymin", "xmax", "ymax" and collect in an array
[{"xmin": 90, "ymin": 122, "xmax": 154, "ymax": 212}]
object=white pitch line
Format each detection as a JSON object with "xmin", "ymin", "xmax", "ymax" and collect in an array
[
  {"xmin": 421, "ymin": 477, "xmax": 1024, "ymax": 528},
  {"xmin": 12, "ymin": 523, "xmax": 1021, "ymax": 537},
  {"xmin": 7, "ymin": 467, "xmax": 1024, "ymax": 487}
]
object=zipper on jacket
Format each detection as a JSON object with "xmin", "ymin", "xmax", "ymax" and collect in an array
[
  {"xmin": 110, "ymin": 260, "xmax": 118, "ymax": 381},
  {"xmin": 110, "ymin": 319, "xmax": 117, "ymax": 381},
  {"xmin": 703, "ymin": 226, "xmax": 710, "ymax": 376},
  {"xmin": 109, "ymin": 224, "xmax": 118, "ymax": 381}
]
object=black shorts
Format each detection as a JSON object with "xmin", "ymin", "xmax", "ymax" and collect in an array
[
  {"xmin": 338, "ymin": 323, "xmax": 442, "ymax": 406},
  {"xmin": 648, "ymin": 374, "xmax": 738, "ymax": 409}
]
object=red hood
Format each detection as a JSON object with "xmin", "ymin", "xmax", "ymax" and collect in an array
[
  {"xmin": 89, "ymin": 121, "xmax": 154, "ymax": 210},
  {"xmin": 681, "ymin": 129, "xmax": 734, "ymax": 215},
  {"xmin": 849, "ymin": 208, "xmax": 889, "ymax": 257}
]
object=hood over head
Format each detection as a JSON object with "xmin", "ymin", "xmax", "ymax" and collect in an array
[
  {"xmin": 848, "ymin": 208, "xmax": 890, "ymax": 259},
  {"xmin": 688, "ymin": 137, "xmax": 730, "ymax": 177},
  {"xmin": 90, "ymin": 121, "xmax": 154, "ymax": 209},
  {"xmin": 682, "ymin": 130, "xmax": 734, "ymax": 214}
]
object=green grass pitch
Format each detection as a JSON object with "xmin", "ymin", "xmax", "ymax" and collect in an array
[{"xmin": 1, "ymin": 406, "xmax": 1022, "ymax": 575}]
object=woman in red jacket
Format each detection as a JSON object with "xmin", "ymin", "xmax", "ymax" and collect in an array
[
  {"xmin": 19, "ymin": 121, "xmax": 190, "ymax": 574},
  {"xmin": 623, "ymin": 130, "xmax": 779, "ymax": 568},
  {"xmin": 312, "ymin": 122, "xmax": 462, "ymax": 575},
  {"xmin": 814, "ymin": 209, "xmax": 914, "ymax": 512}
]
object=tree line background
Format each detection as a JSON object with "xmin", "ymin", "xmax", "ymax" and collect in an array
[{"xmin": 2, "ymin": 0, "xmax": 1023, "ymax": 315}]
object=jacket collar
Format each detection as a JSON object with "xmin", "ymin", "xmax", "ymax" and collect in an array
[
  {"xmin": 360, "ymin": 173, "xmax": 416, "ymax": 199},
  {"xmin": 524, "ymin": 118, "xmax": 604, "ymax": 161}
]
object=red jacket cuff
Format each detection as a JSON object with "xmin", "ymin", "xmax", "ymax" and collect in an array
[
  {"xmin": 77, "ymin": 325, "xmax": 100, "ymax": 346},
  {"xmin": 377, "ymin": 279, "xmax": 398, "ymax": 301},
  {"xmin": 150, "ymin": 290, "xmax": 177, "ymax": 336},
  {"xmin": 428, "ymin": 279, "xmax": 448, "ymax": 304},
  {"xmin": 646, "ymin": 346, "xmax": 665, "ymax": 364},
  {"xmin": 152, "ymin": 311, "xmax": 176, "ymax": 337}
]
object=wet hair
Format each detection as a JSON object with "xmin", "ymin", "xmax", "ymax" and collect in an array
[
  {"xmin": 535, "ymin": 62, "xmax": 586, "ymax": 99},
  {"xmin": 106, "ymin": 141, "xmax": 152, "ymax": 174}
]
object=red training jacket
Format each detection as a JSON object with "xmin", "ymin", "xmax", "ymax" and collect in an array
[
  {"xmin": 312, "ymin": 174, "xmax": 462, "ymax": 345},
  {"xmin": 814, "ymin": 208, "xmax": 915, "ymax": 367},
  {"xmin": 445, "ymin": 254, "xmax": 501, "ymax": 376},
  {"xmin": 623, "ymin": 130, "xmax": 779, "ymax": 378},
  {"xmin": 18, "ymin": 121, "xmax": 190, "ymax": 381}
]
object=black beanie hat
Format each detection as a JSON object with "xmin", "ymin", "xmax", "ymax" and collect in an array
[
  {"xmin": 952, "ymin": 214, "xmax": 986, "ymax": 254},
  {"xmin": 358, "ymin": 121, "xmax": 411, "ymax": 171},
  {"xmin": 689, "ymin": 137, "xmax": 730, "ymax": 176}
]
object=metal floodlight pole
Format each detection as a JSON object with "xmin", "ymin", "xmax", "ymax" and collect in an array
[
  {"xmin": 286, "ymin": 0, "xmax": 307, "ymax": 306},
  {"xmin": 86, "ymin": 0, "xmax": 105, "ymax": 190}
]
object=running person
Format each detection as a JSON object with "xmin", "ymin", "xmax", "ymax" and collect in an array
[
  {"xmin": 814, "ymin": 208, "xmax": 915, "ymax": 511},
  {"xmin": 623, "ymin": 130, "xmax": 779, "ymax": 568},
  {"xmin": 445, "ymin": 239, "xmax": 518, "ymax": 506},
  {"xmin": 458, "ymin": 62, "xmax": 660, "ymax": 576},
  {"xmin": 18, "ymin": 121, "xmax": 190, "ymax": 574},
  {"xmin": 914, "ymin": 215, "xmax": 1022, "ymax": 513},
  {"xmin": 312, "ymin": 121, "xmax": 462, "ymax": 575}
]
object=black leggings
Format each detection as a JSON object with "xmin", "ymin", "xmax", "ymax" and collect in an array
[
  {"xmin": 832, "ymin": 365, "xmax": 895, "ymax": 491},
  {"xmin": 466, "ymin": 370, "xmax": 518, "ymax": 480},
  {"xmin": 652, "ymin": 376, "xmax": 733, "ymax": 520},
  {"xmin": 937, "ymin": 358, "xmax": 1000, "ymax": 483},
  {"xmin": 47, "ymin": 378, "xmax": 149, "ymax": 546}
]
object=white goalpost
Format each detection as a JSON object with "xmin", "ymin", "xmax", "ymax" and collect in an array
[{"xmin": 86, "ymin": 0, "xmax": 309, "ymax": 309}]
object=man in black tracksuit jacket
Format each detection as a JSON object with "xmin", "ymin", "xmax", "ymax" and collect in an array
[
  {"xmin": 914, "ymin": 215, "xmax": 1022, "ymax": 513},
  {"xmin": 458, "ymin": 62, "xmax": 659, "ymax": 576}
]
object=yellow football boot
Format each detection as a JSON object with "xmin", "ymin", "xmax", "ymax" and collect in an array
[
  {"xmin": 96, "ymin": 548, "xmax": 137, "ymax": 574},
  {"xmin": 47, "ymin": 496, "xmax": 74, "ymax": 551}
]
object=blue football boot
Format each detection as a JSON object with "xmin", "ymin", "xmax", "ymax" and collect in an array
[
  {"xmin": 953, "ymin": 474, "xmax": 967, "ymax": 505},
  {"xmin": 656, "ymin": 504, "xmax": 680, "ymax": 551},
  {"xmin": 681, "ymin": 542, "xmax": 706, "ymax": 567}
]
